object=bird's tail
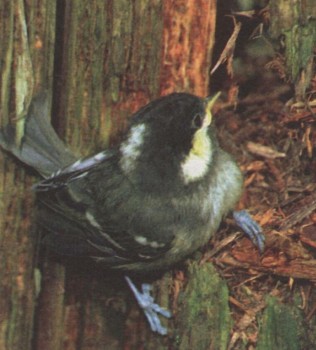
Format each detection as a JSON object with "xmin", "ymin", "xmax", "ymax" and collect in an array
[{"xmin": 0, "ymin": 92, "xmax": 77, "ymax": 178}]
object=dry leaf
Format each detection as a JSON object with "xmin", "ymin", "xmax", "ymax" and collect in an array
[{"xmin": 211, "ymin": 18, "xmax": 241, "ymax": 76}]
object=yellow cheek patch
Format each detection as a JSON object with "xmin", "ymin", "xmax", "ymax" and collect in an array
[
  {"xmin": 182, "ymin": 128, "xmax": 211, "ymax": 183},
  {"xmin": 191, "ymin": 127, "xmax": 211, "ymax": 158},
  {"xmin": 190, "ymin": 91, "xmax": 221, "ymax": 158},
  {"xmin": 181, "ymin": 92, "xmax": 220, "ymax": 183}
]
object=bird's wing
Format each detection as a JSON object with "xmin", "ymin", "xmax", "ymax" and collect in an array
[
  {"xmin": 33, "ymin": 149, "xmax": 113, "ymax": 191},
  {"xmin": 34, "ymin": 152, "xmax": 174, "ymax": 266},
  {"xmin": 37, "ymin": 192, "xmax": 173, "ymax": 265}
]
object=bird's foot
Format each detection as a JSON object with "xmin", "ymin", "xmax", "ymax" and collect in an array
[
  {"xmin": 124, "ymin": 276, "xmax": 171, "ymax": 335},
  {"xmin": 233, "ymin": 210, "xmax": 265, "ymax": 253}
]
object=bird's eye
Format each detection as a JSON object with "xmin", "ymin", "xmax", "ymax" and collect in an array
[{"xmin": 192, "ymin": 113, "xmax": 203, "ymax": 129}]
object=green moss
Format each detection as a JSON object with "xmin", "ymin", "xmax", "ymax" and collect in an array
[
  {"xmin": 257, "ymin": 296, "xmax": 306, "ymax": 350},
  {"xmin": 284, "ymin": 20, "xmax": 316, "ymax": 81},
  {"xmin": 176, "ymin": 261, "xmax": 231, "ymax": 350}
]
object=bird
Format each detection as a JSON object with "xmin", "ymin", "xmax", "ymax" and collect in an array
[{"xmin": 0, "ymin": 91, "xmax": 264, "ymax": 335}]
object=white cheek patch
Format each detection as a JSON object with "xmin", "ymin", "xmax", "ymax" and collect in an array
[
  {"xmin": 120, "ymin": 123, "xmax": 146, "ymax": 173},
  {"xmin": 181, "ymin": 154, "xmax": 210, "ymax": 184}
]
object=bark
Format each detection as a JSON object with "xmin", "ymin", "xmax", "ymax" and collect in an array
[
  {"xmin": 269, "ymin": 0, "xmax": 316, "ymax": 100},
  {"xmin": 0, "ymin": 1, "xmax": 56, "ymax": 350}
]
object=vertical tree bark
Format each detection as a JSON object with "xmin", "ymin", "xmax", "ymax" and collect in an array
[
  {"xmin": 269, "ymin": 0, "xmax": 316, "ymax": 99},
  {"xmin": 0, "ymin": 1, "xmax": 56, "ymax": 350}
]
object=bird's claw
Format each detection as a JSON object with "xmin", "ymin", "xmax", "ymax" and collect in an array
[
  {"xmin": 125, "ymin": 276, "xmax": 171, "ymax": 335},
  {"xmin": 233, "ymin": 210, "xmax": 265, "ymax": 253}
]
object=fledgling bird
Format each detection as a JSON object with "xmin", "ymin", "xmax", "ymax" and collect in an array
[{"xmin": 0, "ymin": 91, "xmax": 264, "ymax": 335}]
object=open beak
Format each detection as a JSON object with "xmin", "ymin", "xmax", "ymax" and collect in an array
[{"xmin": 203, "ymin": 92, "xmax": 221, "ymax": 127}]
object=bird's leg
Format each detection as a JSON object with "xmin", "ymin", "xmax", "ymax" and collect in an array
[
  {"xmin": 124, "ymin": 276, "xmax": 171, "ymax": 335},
  {"xmin": 233, "ymin": 210, "xmax": 265, "ymax": 253}
]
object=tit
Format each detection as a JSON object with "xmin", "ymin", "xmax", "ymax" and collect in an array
[{"xmin": 0, "ymin": 91, "xmax": 264, "ymax": 334}]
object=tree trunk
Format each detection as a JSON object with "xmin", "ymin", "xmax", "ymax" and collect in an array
[
  {"xmin": 0, "ymin": 1, "xmax": 56, "ymax": 349},
  {"xmin": 269, "ymin": 0, "xmax": 316, "ymax": 100}
]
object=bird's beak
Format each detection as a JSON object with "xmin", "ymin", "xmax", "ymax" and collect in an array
[{"xmin": 203, "ymin": 92, "xmax": 221, "ymax": 127}]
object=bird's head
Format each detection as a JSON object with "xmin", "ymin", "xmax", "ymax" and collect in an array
[{"xmin": 119, "ymin": 92, "xmax": 221, "ymax": 186}]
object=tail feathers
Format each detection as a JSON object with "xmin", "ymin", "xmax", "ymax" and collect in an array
[{"xmin": 0, "ymin": 92, "xmax": 77, "ymax": 178}]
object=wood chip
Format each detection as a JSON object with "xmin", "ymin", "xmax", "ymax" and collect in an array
[
  {"xmin": 247, "ymin": 142, "xmax": 286, "ymax": 159},
  {"xmin": 280, "ymin": 194, "xmax": 316, "ymax": 230}
]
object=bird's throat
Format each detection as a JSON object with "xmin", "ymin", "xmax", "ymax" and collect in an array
[{"xmin": 181, "ymin": 128, "xmax": 212, "ymax": 184}]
